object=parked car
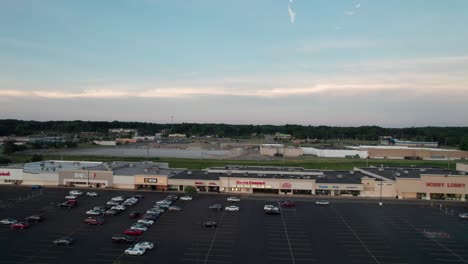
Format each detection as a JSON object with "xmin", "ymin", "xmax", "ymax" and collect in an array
[
  {"xmin": 112, "ymin": 235, "xmax": 135, "ymax": 244},
  {"xmin": 10, "ymin": 222, "xmax": 30, "ymax": 230},
  {"xmin": 141, "ymin": 213, "xmax": 160, "ymax": 221},
  {"xmin": 135, "ymin": 241, "xmax": 155, "ymax": 250},
  {"xmin": 58, "ymin": 202, "xmax": 76, "ymax": 208},
  {"xmin": 315, "ymin": 200, "xmax": 330, "ymax": 205},
  {"xmin": 111, "ymin": 205, "xmax": 126, "ymax": 211},
  {"xmin": 86, "ymin": 210, "xmax": 103, "ymax": 216},
  {"xmin": 107, "ymin": 201, "xmax": 120, "ymax": 206},
  {"xmin": 84, "ymin": 217, "xmax": 104, "ymax": 225},
  {"xmin": 111, "ymin": 196, "xmax": 125, "ymax": 202},
  {"xmin": 67, "ymin": 199, "xmax": 78, "ymax": 206},
  {"xmin": 168, "ymin": 206, "xmax": 182, "ymax": 211},
  {"xmin": 125, "ymin": 246, "xmax": 146, "ymax": 256},
  {"xmin": 227, "ymin": 197, "xmax": 240, "ymax": 202},
  {"xmin": 65, "ymin": 195, "xmax": 77, "ymax": 200},
  {"xmin": 225, "ymin": 205, "xmax": 240, "ymax": 212},
  {"xmin": 31, "ymin": 185, "xmax": 42, "ymax": 190},
  {"xmin": 129, "ymin": 211, "xmax": 140, "ymax": 219},
  {"xmin": 280, "ymin": 201, "xmax": 296, "ymax": 208},
  {"xmin": 150, "ymin": 208, "xmax": 165, "ymax": 214},
  {"xmin": 25, "ymin": 215, "xmax": 43, "ymax": 223},
  {"xmin": 104, "ymin": 209, "xmax": 119, "ymax": 216},
  {"xmin": 458, "ymin": 213, "xmax": 468, "ymax": 219},
  {"xmin": 264, "ymin": 205, "xmax": 279, "ymax": 211},
  {"xmin": 133, "ymin": 194, "xmax": 144, "ymax": 200},
  {"xmin": 87, "ymin": 192, "xmax": 99, "ymax": 197},
  {"xmin": 156, "ymin": 200, "xmax": 172, "ymax": 205},
  {"xmin": 1, "ymin": 218, "xmax": 18, "ymax": 225},
  {"xmin": 158, "ymin": 204, "xmax": 170, "ymax": 209},
  {"xmin": 137, "ymin": 219, "xmax": 154, "ymax": 226},
  {"xmin": 70, "ymin": 190, "xmax": 83, "ymax": 196},
  {"xmin": 180, "ymin": 196, "xmax": 192, "ymax": 201},
  {"xmin": 209, "ymin": 204, "xmax": 223, "ymax": 211},
  {"xmin": 124, "ymin": 229, "xmax": 144, "ymax": 236},
  {"xmin": 130, "ymin": 224, "xmax": 148, "ymax": 232},
  {"xmin": 201, "ymin": 221, "xmax": 217, "ymax": 228},
  {"xmin": 94, "ymin": 205, "xmax": 111, "ymax": 211},
  {"xmin": 266, "ymin": 209, "xmax": 281, "ymax": 215},
  {"xmin": 53, "ymin": 237, "xmax": 74, "ymax": 246},
  {"xmin": 166, "ymin": 195, "xmax": 179, "ymax": 201}
]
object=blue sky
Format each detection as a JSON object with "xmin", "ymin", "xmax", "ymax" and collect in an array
[{"xmin": 1, "ymin": 0, "xmax": 468, "ymax": 127}]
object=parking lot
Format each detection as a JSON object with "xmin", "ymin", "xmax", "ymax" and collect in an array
[{"xmin": 1, "ymin": 186, "xmax": 468, "ymax": 264}]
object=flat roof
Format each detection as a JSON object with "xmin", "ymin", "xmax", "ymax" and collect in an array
[
  {"xmin": 316, "ymin": 171, "xmax": 366, "ymax": 184},
  {"xmin": 112, "ymin": 162, "xmax": 171, "ymax": 176},
  {"xmin": 211, "ymin": 165, "xmax": 321, "ymax": 173},
  {"xmin": 359, "ymin": 167, "xmax": 467, "ymax": 180},
  {"xmin": 23, "ymin": 160, "xmax": 102, "ymax": 174},
  {"xmin": 170, "ymin": 170, "xmax": 221, "ymax": 180}
]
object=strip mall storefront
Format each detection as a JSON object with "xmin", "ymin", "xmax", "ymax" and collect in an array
[
  {"xmin": 134, "ymin": 175, "xmax": 168, "ymax": 191},
  {"xmin": 167, "ymin": 179, "xmax": 220, "ymax": 192},
  {"xmin": 0, "ymin": 168, "xmax": 23, "ymax": 185},
  {"xmin": 219, "ymin": 177, "xmax": 314, "ymax": 195},
  {"xmin": 397, "ymin": 175, "xmax": 468, "ymax": 200},
  {"xmin": 58, "ymin": 170, "xmax": 113, "ymax": 188},
  {"xmin": 315, "ymin": 183, "xmax": 363, "ymax": 196}
]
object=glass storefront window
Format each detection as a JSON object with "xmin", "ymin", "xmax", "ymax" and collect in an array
[
  {"xmin": 430, "ymin": 193, "xmax": 445, "ymax": 200},
  {"xmin": 446, "ymin": 194, "xmax": 461, "ymax": 200}
]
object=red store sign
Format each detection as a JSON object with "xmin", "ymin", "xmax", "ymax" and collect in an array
[
  {"xmin": 281, "ymin": 182, "xmax": 292, "ymax": 189},
  {"xmin": 236, "ymin": 180, "xmax": 265, "ymax": 185},
  {"xmin": 195, "ymin": 181, "xmax": 204, "ymax": 185},
  {"xmin": 0, "ymin": 172, "xmax": 11, "ymax": 176},
  {"xmin": 426, "ymin": 182, "xmax": 466, "ymax": 188}
]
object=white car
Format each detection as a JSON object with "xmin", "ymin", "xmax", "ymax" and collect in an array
[
  {"xmin": 135, "ymin": 242, "xmax": 154, "ymax": 250},
  {"xmin": 151, "ymin": 207, "xmax": 165, "ymax": 213},
  {"xmin": 180, "ymin": 196, "xmax": 192, "ymax": 201},
  {"xmin": 227, "ymin": 197, "xmax": 240, "ymax": 202},
  {"xmin": 70, "ymin": 190, "xmax": 83, "ymax": 196},
  {"xmin": 138, "ymin": 219, "xmax": 154, "ymax": 226},
  {"xmin": 264, "ymin": 205, "xmax": 279, "ymax": 211},
  {"xmin": 86, "ymin": 210, "xmax": 102, "ymax": 216},
  {"xmin": 125, "ymin": 246, "xmax": 146, "ymax": 256},
  {"xmin": 111, "ymin": 205, "xmax": 126, "ymax": 211},
  {"xmin": 86, "ymin": 192, "xmax": 98, "ymax": 197},
  {"xmin": 65, "ymin": 195, "xmax": 77, "ymax": 200},
  {"xmin": 225, "ymin": 205, "xmax": 240, "ymax": 211},
  {"xmin": 146, "ymin": 209, "xmax": 160, "ymax": 214},
  {"xmin": 107, "ymin": 201, "xmax": 120, "ymax": 206},
  {"xmin": 0, "ymin": 218, "xmax": 18, "ymax": 225},
  {"xmin": 130, "ymin": 224, "xmax": 148, "ymax": 231},
  {"xmin": 156, "ymin": 200, "xmax": 172, "ymax": 205},
  {"xmin": 315, "ymin": 200, "xmax": 330, "ymax": 205},
  {"xmin": 111, "ymin": 196, "xmax": 125, "ymax": 202},
  {"xmin": 459, "ymin": 213, "xmax": 468, "ymax": 219}
]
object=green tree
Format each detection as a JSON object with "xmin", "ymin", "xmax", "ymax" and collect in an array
[
  {"xmin": 184, "ymin": 186, "xmax": 198, "ymax": 196},
  {"xmin": 460, "ymin": 138, "xmax": 468, "ymax": 151},
  {"xmin": 2, "ymin": 141, "xmax": 17, "ymax": 154}
]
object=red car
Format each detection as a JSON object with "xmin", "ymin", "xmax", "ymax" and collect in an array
[
  {"xmin": 10, "ymin": 222, "xmax": 30, "ymax": 230},
  {"xmin": 84, "ymin": 217, "xmax": 104, "ymax": 225},
  {"xmin": 124, "ymin": 229, "xmax": 143, "ymax": 236},
  {"xmin": 280, "ymin": 201, "xmax": 296, "ymax": 208}
]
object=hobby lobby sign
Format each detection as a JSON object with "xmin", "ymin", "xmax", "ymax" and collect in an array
[
  {"xmin": 0, "ymin": 172, "xmax": 11, "ymax": 177},
  {"xmin": 426, "ymin": 182, "xmax": 466, "ymax": 188}
]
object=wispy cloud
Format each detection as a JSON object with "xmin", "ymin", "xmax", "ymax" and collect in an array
[
  {"xmin": 344, "ymin": 10, "xmax": 355, "ymax": 16},
  {"xmin": 288, "ymin": 4, "xmax": 296, "ymax": 23},
  {"xmin": 355, "ymin": 3, "xmax": 361, "ymax": 8}
]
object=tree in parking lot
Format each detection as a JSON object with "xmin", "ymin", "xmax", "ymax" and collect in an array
[{"xmin": 184, "ymin": 186, "xmax": 197, "ymax": 196}]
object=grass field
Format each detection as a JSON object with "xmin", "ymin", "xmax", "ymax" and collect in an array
[{"xmin": 6, "ymin": 153, "xmax": 458, "ymax": 170}]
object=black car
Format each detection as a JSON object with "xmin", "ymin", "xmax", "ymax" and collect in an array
[
  {"xmin": 201, "ymin": 221, "xmax": 217, "ymax": 228},
  {"xmin": 129, "ymin": 211, "xmax": 140, "ymax": 219},
  {"xmin": 112, "ymin": 235, "xmax": 135, "ymax": 244},
  {"xmin": 53, "ymin": 237, "xmax": 74, "ymax": 246},
  {"xmin": 25, "ymin": 215, "xmax": 43, "ymax": 223},
  {"xmin": 133, "ymin": 194, "xmax": 144, "ymax": 200},
  {"xmin": 58, "ymin": 202, "xmax": 75, "ymax": 208},
  {"xmin": 104, "ymin": 209, "xmax": 119, "ymax": 216},
  {"xmin": 265, "ymin": 209, "xmax": 281, "ymax": 215},
  {"xmin": 209, "ymin": 204, "xmax": 222, "ymax": 211}
]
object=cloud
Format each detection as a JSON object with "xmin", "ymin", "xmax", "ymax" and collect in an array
[
  {"xmin": 344, "ymin": 10, "xmax": 355, "ymax": 16},
  {"xmin": 355, "ymin": 3, "xmax": 361, "ymax": 8},
  {"xmin": 288, "ymin": 4, "xmax": 296, "ymax": 23}
]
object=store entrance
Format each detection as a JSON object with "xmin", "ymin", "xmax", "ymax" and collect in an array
[{"xmin": 253, "ymin": 188, "xmax": 279, "ymax": 194}]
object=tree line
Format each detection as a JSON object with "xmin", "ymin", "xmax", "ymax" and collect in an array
[{"xmin": 1, "ymin": 119, "xmax": 468, "ymax": 149}]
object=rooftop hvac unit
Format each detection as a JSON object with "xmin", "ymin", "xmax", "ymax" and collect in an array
[
  {"xmin": 395, "ymin": 173, "xmax": 400, "ymax": 177},
  {"xmin": 403, "ymin": 170, "xmax": 409, "ymax": 174},
  {"xmin": 419, "ymin": 168, "xmax": 426, "ymax": 172},
  {"xmin": 378, "ymin": 168, "xmax": 384, "ymax": 172},
  {"xmin": 129, "ymin": 163, "xmax": 135, "ymax": 168},
  {"xmin": 337, "ymin": 174, "xmax": 343, "ymax": 179},
  {"xmin": 143, "ymin": 168, "xmax": 148, "ymax": 172},
  {"xmin": 187, "ymin": 171, "xmax": 192, "ymax": 175},
  {"xmin": 349, "ymin": 171, "xmax": 355, "ymax": 174}
]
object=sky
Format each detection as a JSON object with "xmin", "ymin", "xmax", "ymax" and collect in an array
[{"xmin": 1, "ymin": 0, "xmax": 468, "ymax": 127}]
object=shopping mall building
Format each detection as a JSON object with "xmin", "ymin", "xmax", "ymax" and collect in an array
[{"xmin": 1, "ymin": 161, "xmax": 468, "ymax": 201}]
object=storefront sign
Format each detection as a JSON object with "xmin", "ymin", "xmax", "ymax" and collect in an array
[
  {"xmin": 281, "ymin": 182, "xmax": 292, "ymax": 189},
  {"xmin": 426, "ymin": 182, "xmax": 466, "ymax": 188},
  {"xmin": 0, "ymin": 172, "xmax": 11, "ymax": 176},
  {"xmin": 195, "ymin": 181, "xmax": 204, "ymax": 185},
  {"xmin": 144, "ymin": 178, "xmax": 157, "ymax": 183},
  {"xmin": 235, "ymin": 180, "xmax": 265, "ymax": 185},
  {"xmin": 318, "ymin": 185, "xmax": 340, "ymax": 189},
  {"xmin": 209, "ymin": 182, "xmax": 218, "ymax": 186},
  {"xmin": 74, "ymin": 173, "xmax": 86, "ymax": 178}
]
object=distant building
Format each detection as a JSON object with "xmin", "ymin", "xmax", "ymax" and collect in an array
[
  {"xmin": 168, "ymin": 134, "xmax": 186, "ymax": 138},
  {"xmin": 260, "ymin": 144, "xmax": 303, "ymax": 157},
  {"xmin": 115, "ymin": 138, "xmax": 137, "ymax": 144},
  {"xmin": 108, "ymin": 128, "xmax": 138, "ymax": 135},
  {"xmin": 274, "ymin": 132, "xmax": 292, "ymax": 140},
  {"xmin": 93, "ymin": 140, "xmax": 116, "ymax": 146},
  {"xmin": 380, "ymin": 136, "xmax": 438, "ymax": 148}
]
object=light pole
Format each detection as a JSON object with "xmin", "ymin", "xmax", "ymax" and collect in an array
[
  {"xmin": 379, "ymin": 174, "xmax": 383, "ymax": 206},
  {"xmin": 87, "ymin": 169, "xmax": 90, "ymax": 188}
]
